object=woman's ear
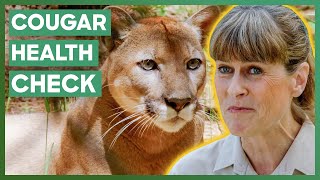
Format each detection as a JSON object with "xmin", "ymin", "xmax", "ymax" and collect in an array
[{"xmin": 291, "ymin": 62, "xmax": 309, "ymax": 97}]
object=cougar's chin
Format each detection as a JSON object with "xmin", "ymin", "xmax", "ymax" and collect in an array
[{"xmin": 153, "ymin": 116, "xmax": 189, "ymax": 133}]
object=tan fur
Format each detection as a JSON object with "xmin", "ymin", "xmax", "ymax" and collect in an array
[{"xmin": 6, "ymin": 6, "xmax": 223, "ymax": 175}]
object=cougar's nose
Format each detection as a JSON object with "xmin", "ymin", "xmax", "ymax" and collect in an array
[{"xmin": 164, "ymin": 98, "xmax": 192, "ymax": 112}]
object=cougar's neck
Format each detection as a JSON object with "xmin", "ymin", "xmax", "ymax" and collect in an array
[{"xmin": 125, "ymin": 120, "xmax": 198, "ymax": 154}]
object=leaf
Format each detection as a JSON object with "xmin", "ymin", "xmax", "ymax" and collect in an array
[
  {"xmin": 44, "ymin": 143, "xmax": 54, "ymax": 175},
  {"xmin": 44, "ymin": 98, "xmax": 51, "ymax": 113}
]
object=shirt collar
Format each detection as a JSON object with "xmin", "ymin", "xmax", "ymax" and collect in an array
[
  {"xmin": 273, "ymin": 121, "xmax": 315, "ymax": 175},
  {"xmin": 213, "ymin": 135, "xmax": 252, "ymax": 175},
  {"xmin": 212, "ymin": 121, "xmax": 314, "ymax": 175}
]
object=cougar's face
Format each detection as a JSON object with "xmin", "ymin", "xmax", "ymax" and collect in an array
[{"xmin": 108, "ymin": 20, "xmax": 206, "ymax": 133}]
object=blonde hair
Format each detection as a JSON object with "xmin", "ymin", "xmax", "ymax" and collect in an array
[{"xmin": 210, "ymin": 5, "xmax": 314, "ymax": 123}]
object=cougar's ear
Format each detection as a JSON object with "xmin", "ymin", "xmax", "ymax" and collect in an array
[
  {"xmin": 101, "ymin": 6, "xmax": 136, "ymax": 51},
  {"xmin": 186, "ymin": 6, "xmax": 226, "ymax": 45},
  {"xmin": 107, "ymin": 6, "xmax": 136, "ymax": 40}
]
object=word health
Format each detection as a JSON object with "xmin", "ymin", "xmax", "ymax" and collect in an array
[{"xmin": 9, "ymin": 40, "xmax": 98, "ymax": 66}]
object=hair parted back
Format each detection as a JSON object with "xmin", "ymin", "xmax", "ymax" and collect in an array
[{"xmin": 210, "ymin": 5, "xmax": 315, "ymax": 123}]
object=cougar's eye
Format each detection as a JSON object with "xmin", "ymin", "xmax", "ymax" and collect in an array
[
  {"xmin": 138, "ymin": 59, "xmax": 158, "ymax": 71},
  {"xmin": 187, "ymin": 58, "xmax": 202, "ymax": 70}
]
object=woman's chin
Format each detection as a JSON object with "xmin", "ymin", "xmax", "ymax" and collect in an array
[{"xmin": 226, "ymin": 120, "xmax": 252, "ymax": 137}]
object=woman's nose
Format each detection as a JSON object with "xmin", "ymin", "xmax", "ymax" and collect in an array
[{"xmin": 227, "ymin": 74, "xmax": 248, "ymax": 97}]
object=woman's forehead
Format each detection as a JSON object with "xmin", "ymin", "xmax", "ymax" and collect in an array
[
  {"xmin": 215, "ymin": 59, "xmax": 283, "ymax": 66},
  {"xmin": 215, "ymin": 56, "xmax": 283, "ymax": 64}
]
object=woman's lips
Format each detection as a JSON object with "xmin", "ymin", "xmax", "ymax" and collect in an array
[{"xmin": 227, "ymin": 106, "xmax": 255, "ymax": 113}]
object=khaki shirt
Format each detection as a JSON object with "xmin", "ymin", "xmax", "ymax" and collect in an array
[{"xmin": 169, "ymin": 121, "xmax": 314, "ymax": 175}]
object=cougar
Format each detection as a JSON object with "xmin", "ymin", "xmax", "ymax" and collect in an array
[{"xmin": 6, "ymin": 6, "xmax": 223, "ymax": 175}]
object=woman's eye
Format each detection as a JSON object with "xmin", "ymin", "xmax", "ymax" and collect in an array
[
  {"xmin": 248, "ymin": 67, "xmax": 262, "ymax": 75},
  {"xmin": 218, "ymin": 66, "xmax": 233, "ymax": 74},
  {"xmin": 187, "ymin": 58, "xmax": 202, "ymax": 70},
  {"xmin": 139, "ymin": 59, "xmax": 158, "ymax": 71}
]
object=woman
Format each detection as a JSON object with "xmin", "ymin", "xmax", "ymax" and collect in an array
[{"xmin": 169, "ymin": 5, "xmax": 315, "ymax": 175}]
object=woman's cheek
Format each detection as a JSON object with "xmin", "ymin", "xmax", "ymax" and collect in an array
[
  {"xmin": 215, "ymin": 77, "xmax": 230, "ymax": 112},
  {"xmin": 214, "ymin": 78, "xmax": 226, "ymax": 98}
]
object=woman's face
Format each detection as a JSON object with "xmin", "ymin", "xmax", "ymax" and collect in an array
[{"xmin": 215, "ymin": 60, "xmax": 295, "ymax": 137}]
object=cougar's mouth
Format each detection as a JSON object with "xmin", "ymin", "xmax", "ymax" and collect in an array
[
  {"xmin": 166, "ymin": 116, "xmax": 185, "ymax": 124},
  {"xmin": 141, "ymin": 97, "xmax": 202, "ymax": 132}
]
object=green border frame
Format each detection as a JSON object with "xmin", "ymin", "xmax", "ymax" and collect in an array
[{"xmin": 1, "ymin": 0, "xmax": 318, "ymax": 178}]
